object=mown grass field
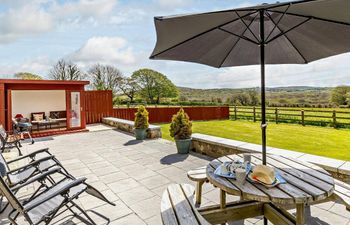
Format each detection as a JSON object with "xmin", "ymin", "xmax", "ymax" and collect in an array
[{"xmin": 160, "ymin": 120, "xmax": 350, "ymax": 161}]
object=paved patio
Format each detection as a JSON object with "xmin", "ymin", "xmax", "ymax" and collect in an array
[{"xmin": 1, "ymin": 126, "xmax": 350, "ymax": 225}]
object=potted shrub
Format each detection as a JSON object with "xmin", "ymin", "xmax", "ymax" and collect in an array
[
  {"xmin": 170, "ymin": 108, "xmax": 192, "ymax": 154},
  {"xmin": 134, "ymin": 105, "xmax": 149, "ymax": 140}
]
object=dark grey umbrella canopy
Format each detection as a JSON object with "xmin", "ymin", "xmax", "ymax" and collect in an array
[
  {"xmin": 150, "ymin": 0, "xmax": 350, "ymax": 68},
  {"xmin": 150, "ymin": 0, "xmax": 350, "ymax": 167}
]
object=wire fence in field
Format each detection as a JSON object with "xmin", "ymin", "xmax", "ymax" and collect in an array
[{"xmin": 230, "ymin": 106, "xmax": 350, "ymax": 128}]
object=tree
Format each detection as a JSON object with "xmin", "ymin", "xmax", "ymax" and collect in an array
[
  {"xmin": 235, "ymin": 92, "xmax": 251, "ymax": 105},
  {"xmin": 119, "ymin": 77, "xmax": 139, "ymax": 102},
  {"xmin": 346, "ymin": 92, "xmax": 350, "ymax": 105},
  {"xmin": 331, "ymin": 86, "xmax": 350, "ymax": 105},
  {"xmin": 87, "ymin": 64, "xmax": 123, "ymax": 93},
  {"xmin": 131, "ymin": 69, "xmax": 178, "ymax": 104},
  {"xmin": 14, "ymin": 72, "xmax": 43, "ymax": 80},
  {"xmin": 49, "ymin": 59, "xmax": 84, "ymax": 80},
  {"xmin": 247, "ymin": 90, "xmax": 260, "ymax": 106}
]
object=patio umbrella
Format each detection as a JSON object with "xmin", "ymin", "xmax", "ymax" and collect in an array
[{"xmin": 149, "ymin": 0, "xmax": 350, "ymax": 165}]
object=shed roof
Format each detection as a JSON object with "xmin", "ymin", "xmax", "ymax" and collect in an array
[{"xmin": 0, "ymin": 79, "xmax": 89, "ymax": 85}]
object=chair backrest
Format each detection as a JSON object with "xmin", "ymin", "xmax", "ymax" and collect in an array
[
  {"xmin": 0, "ymin": 125, "xmax": 6, "ymax": 139},
  {"xmin": 0, "ymin": 175, "xmax": 23, "ymax": 212},
  {"xmin": 50, "ymin": 110, "xmax": 66, "ymax": 119},
  {"xmin": 0, "ymin": 125, "xmax": 6, "ymax": 148},
  {"xmin": 0, "ymin": 153, "xmax": 9, "ymax": 173}
]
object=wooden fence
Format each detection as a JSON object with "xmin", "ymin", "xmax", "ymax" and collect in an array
[
  {"xmin": 111, "ymin": 106, "xmax": 230, "ymax": 123},
  {"xmin": 84, "ymin": 90, "xmax": 113, "ymax": 124},
  {"xmin": 230, "ymin": 105, "xmax": 350, "ymax": 128},
  {"xmin": 84, "ymin": 90, "xmax": 230, "ymax": 124}
]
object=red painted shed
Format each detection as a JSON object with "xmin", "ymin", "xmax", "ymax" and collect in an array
[{"xmin": 0, "ymin": 79, "xmax": 89, "ymax": 135}]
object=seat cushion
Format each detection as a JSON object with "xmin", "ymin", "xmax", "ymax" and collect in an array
[{"xmin": 33, "ymin": 114, "xmax": 44, "ymax": 122}]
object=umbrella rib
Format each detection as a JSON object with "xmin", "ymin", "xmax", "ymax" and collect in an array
[
  {"xmin": 268, "ymin": 10, "xmax": 350, "ymax": 27},
  {"xmin": 218, "ymin": 12, "xmax": 260, "ymax": 67},
  {"xmin": 234, "ymin": 11, "xmax": 260, "ymax": 43},
  {"xmin": 218, "ymin": 28, "xmax": 259, "ymax": 45},
  {"xmin": 265, "ymin": 4, "xmax": 291, "ymax": 42},
  {"xmin": 150, "ymin": 11, "xmax": 258, "ymax": 59},
  {"xmin": 266, "ymin": 17, "xmax": 311, "ymax": 44},
  {"xmin": 265, "ymin": 12, "xmax": 308, "ymax": 64}
]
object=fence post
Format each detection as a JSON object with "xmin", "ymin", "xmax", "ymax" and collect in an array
[
  {"xmin": 253, "ymin": 106, "xmax": 256, "ymax": 122},
  {"xmin": 301, "ymin": 110, "xmax": 305, "ymax": 126},
  {"xmin": 234, "ymin": 105, "xmax": 237, "ymax": 120},
  {"xmin": 333, "ymin": 110, "xmax": 337, "ymax": 128},
  {"xmin": 275, "ymin": 108, "xmax": 278, "ymax": 124}
]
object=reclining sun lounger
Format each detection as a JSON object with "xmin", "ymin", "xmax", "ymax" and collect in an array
[
  {"xmin": 0, "ymin": 167, "xmax": 115, "ymax": 225},
  {"xmin": 0, "ymin": 148, "xmax": 68, "ymax": 213}
]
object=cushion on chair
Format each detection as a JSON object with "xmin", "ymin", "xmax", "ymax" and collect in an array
[{"xmin": 33, "ymin": 114, "xmax": 44, "ymax": 121}]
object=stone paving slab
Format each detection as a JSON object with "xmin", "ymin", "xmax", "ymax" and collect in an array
[{"xmin": 0, "ymin": 128, "xmax": 349, "ymax": 224}]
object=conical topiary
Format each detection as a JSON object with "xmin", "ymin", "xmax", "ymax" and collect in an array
[
  {"xmin": 134, "ymin": 105, "xmax": 149, "ymax": 129},
  {"xmin": 170, "ymin": 108, "xmax": 192, "ymax": 140}
]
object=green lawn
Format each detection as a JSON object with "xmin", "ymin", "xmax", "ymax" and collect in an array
[{"xmin": 160, "ymin": 120, "xmax": 350, "ymax": 161}]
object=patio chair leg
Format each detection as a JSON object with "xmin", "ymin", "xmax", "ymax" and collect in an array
[
  {"xmin": 0, "ymin": 195, "xmax": 6, "ymax": 213},
  {"xmin": 71, "ymin": 201, "xmax": 98, "ymax": 225},
  {"xmin": 8, "ymin": 211, "xmax": 20, "ymax": 225},
  {"xmin": 15, "ymin": 143, "xmax": 22, "ymax": 156}
]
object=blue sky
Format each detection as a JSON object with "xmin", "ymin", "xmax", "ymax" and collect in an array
[{"xmin": 0, "ymin": 0, "xmax": 349, "ymax": 88}]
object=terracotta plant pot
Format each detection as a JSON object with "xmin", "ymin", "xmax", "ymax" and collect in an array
[{"xmin": 175, "ymin": 138, "xmax": 191, "ymax": 154}]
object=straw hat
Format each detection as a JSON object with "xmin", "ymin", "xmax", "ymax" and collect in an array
[{"xmin": 250, "ymin": 165, "xmax": 275, "ymax": 185}]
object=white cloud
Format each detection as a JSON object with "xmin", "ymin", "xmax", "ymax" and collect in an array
[
  {"xmin": 0, "ymin": 0, "xmax": 118, "ymax": 43},
  {"xmin": 155, "ymin": 0, "xmax": 192, "ymax": 9},
  {"xmin": 69, "ymin": 36, "xmax": 136, "ymax": 67},
  {"xmin": 0, "ymin": 56, "xmax": 52, "ymax": 77},
  {"xmin": 0, "ymin": 4, "xmax": 53, "ymax": 43},
  {"xmin": 52, "ymin": 0, "xmax": 117, "ymax": 23}
]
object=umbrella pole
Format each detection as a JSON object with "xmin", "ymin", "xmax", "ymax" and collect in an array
[
  {"xmin": 260, "ymin": 10, "xmax": 267, "ymax": 166},
  {"xmin": 260, "ymin": 10, "xmax": 268, "ymax": 225}
]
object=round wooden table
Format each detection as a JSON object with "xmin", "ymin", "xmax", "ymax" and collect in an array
[{"xmin": 206, "ymin": 153, "xmax": 335, "ymax": 225}]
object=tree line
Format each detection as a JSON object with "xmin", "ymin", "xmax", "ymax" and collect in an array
[{"xmin": 14, "ymin": 59, "xmax": 178, "ymax": 104}]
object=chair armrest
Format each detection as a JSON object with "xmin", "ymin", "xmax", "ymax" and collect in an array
[
  {"xmin": 11, "ymin": 167, "xmax": 62, "ymax": 192},
  {"xmin": 7, "ymin": 148, "xmax": 51, "ymax": 164},
  {"xmin": 7, "ymin": 155, "xmax": 56, "ymax": 174},
  {"xmin": 24, "ymin": 177, "xmax": 87, "ymax": 212}
]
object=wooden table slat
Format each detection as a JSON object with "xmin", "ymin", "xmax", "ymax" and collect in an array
[
  {"xmin": 207, "ymin": 154, "xmax": 334, "ymax": 205},
  {"xmin": 221, "ymin": 155, "xmax": 295, "ymax": 205},
  {"xmin": 268, "ymin": 154, "xmax": 334, "ymax": 185},
  {"xmin": 249, "ymin": 155, "xmax": 328, "ymax": 201},
  {"xmin": 263, "ymin": 155, "xmax": 334, "ymax": 195},
  {"xmin": 226, "ymin": 155, "xmax": 313, "ymax": 204},
  {"xmin": 209, "ymin": 160, "xmax": 270, "ymax": 202}
]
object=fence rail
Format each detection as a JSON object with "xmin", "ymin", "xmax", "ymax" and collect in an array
[{"xmin": 230, "ymin": 106, "xmax": 350, "ymax": 128}]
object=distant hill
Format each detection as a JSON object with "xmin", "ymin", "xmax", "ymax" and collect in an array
[{"xmin": 178, "ymin": 86, "xmax": 332, "ymax": 106}]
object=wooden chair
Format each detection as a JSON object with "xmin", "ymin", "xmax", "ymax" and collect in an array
[
  {"xmin": 161, "ymin": 183, "xmax": 210, "ymax": 225},
  {"xmin": 187, "ymin": 166, "xmax": 209, "ymax": 206}
]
